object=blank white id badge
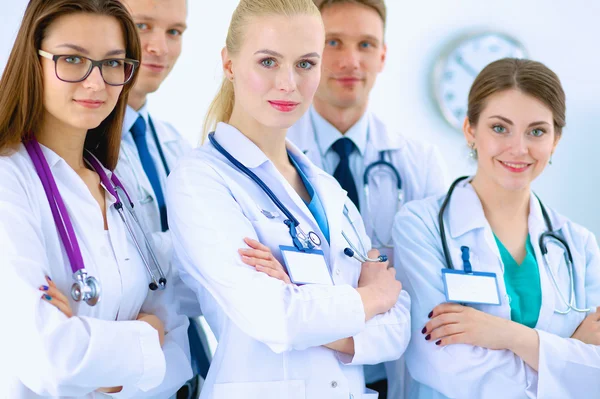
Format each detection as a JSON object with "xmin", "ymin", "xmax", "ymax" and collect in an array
[
  {"xmin": 442, "ymin": 269, "xmax": 501, "ymax": 305},
  {"xmin": 280, "ymin": 246, "xmax": 333, "ymax": 286}
]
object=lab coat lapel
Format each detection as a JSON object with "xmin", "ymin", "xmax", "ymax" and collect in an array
[
  {"xmin": 311, "ymin": 170, "xmax": 348, "ymax": 269},
  {"xmin": 447, "ymin": 179, "xmax": 503, "ymax": 270},
  {"xmin": 367, "ymin": 113, "xmax": 406, "ymax": 154},
  {"xmin": 122, "ymin": 107, "xmax": 160, "ymax": 211},
  {"xmin": 528, "ymin": 196, "xmax": 565, "ymax": 330},
  {"xmin": 288, "ymin": 143, "xmax": 346, "ymax": 267}
]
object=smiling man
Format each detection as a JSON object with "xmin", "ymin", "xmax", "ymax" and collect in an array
[
  {"xmin": 114, "ymin": 1, "xmax": 211, "ymax": 398},
  {"xmin": 286, "ymin": 1, "xmax": 448, "ymax": 398}
]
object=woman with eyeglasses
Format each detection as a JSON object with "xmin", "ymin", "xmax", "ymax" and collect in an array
[{"xmin": 0, "ymin": 1, "xmax": 191, "ymax": 397}]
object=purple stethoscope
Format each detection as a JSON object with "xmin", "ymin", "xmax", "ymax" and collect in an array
[{"xmin": 24, "ymin": 136, "xmax": 167, "ymax": 306}]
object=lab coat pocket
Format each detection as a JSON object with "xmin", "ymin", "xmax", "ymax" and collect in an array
[{"xmin": 212, "ymin": 380, "xmax": 305, "ymax": 399}]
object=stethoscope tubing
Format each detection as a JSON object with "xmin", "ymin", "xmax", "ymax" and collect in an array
[{"xmin": 438, "ymin": 176, "xmax": 590, "ymax": 314}]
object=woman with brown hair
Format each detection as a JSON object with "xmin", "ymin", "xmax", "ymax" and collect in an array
[
  {"xmin": 0, "ymin": 1, "xmax": 191, "ymax": 397},
  {"xmin": 393, "ymin": 58, "xmax": 600, "ymax": 398}
]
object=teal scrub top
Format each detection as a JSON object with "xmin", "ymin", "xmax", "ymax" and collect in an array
[{"xmin": 494, "ymin": 235, "xmax": 542, "ymax": 328}]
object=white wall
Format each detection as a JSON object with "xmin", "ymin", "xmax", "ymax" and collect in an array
[{"xmin": 2, "ymin": 0, "xmax": 600, "ymax": 236}]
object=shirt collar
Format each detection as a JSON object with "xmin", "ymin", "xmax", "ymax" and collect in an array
[
  {"xmin": 124, "ymin": 104, "xmax": 149, "ymax": 133},
  {"xmin": 309, "ymin": 106, "xmax": 369, "ymax": 156}
]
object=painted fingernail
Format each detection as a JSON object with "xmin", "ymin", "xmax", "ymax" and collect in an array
[
  {"xmin": 421, "ymin": 327, "xmax": 427, "ymax": 334},
  {"xmin": 425, "ymin": 334, "xmax": 431, "ymax": 341},
  {"xmin": 428, "ymin": 311, "xmax": 433, "ymax": 318},
  {"xmin": 46, "ymin": 276, "xmax": 52, "ymax": 281},
  {"xmin": 435, "ymin": 340, "xmax": 441, "ymax": 346},
  {"xmin": 43, "ymin": 295, "xmax": 52, "ymax": 301},
  {"xmin": 40, "ymin": 285, "xmax": 49, "ymax": 291}
]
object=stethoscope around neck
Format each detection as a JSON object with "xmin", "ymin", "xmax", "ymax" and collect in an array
[
  {"xmin": 310, "ymin": 112, "xmax": 403, "ymax": 249},
  {"xmin": 208, "ymin": 132, "xmax": 386, "ymax": 263},
  {"xmin": 25, "ymin": 136, "xmax": 167, "ymax": 306},
  {"xmin": 439, "ymin": 176, "xmax": 590, "ymax": 315},
  {"xmin": 363, "ymin": 152, "xmax": 403, "ymax": 248}
]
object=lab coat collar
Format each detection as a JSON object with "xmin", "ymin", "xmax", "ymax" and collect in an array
[
  {"xmin": 287, "ymin": 139, "xmax": 350, "ymax": 261},
  {"xmin": 368, "ymin": 113, "xmax": 406, "ymax": 152},
  {"xmin": 447, "ymin": 179, "xmax": 486, "ymax": 239},
  {"xmin": 309, "ymin": 106, "xmax": 369, "ymax": 156},
  {"xmin": 34, "ymin": 143, "xmax": 118, "ymax": 206},
  {"xmin": 212, "ymin": 122, "xmax": 273, "ymax": 169},
  {"xmin": 447, "ymin": 178, "xmax": 568, "ymax": 239}
]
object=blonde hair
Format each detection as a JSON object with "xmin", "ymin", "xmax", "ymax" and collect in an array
[{"xmin": 202, "ymin": 0, "xmax": 321, "ymax": 139}]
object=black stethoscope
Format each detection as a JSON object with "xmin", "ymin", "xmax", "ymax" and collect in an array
[
  {"xmin": 363, "ymin": 151, "xmax": 403, "ymax": 248},
  {"xmin": 439, "ymin": 176, "xmax": 590, "ymax": 314},
  {"xmin": 208, "ymin": 133, "xmax": 387, "ymax": 263}
]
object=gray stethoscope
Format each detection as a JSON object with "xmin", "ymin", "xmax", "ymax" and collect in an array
[
  {"xmin": 208, "ymin": 133, "xmax": 387, "ymax": 263},
  {"xmin": 310, "ymin": 113, "xmax": 403, "ymax": 249},
  {"xmin": 25, "ymin": 137, "xmax": 167, "ymax": 306},
  {"xmin": 439, "ymin": 176, "xmax": 590, "ymax": 315}
]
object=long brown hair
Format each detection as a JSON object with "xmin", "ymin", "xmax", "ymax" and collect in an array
[
  {"xmin": 0, "ymin": 0, "xmax": 141, "ymax": 170},
  {"xmin": 468, "ymin": 58, "xmax": 566, "ymax": 136}
]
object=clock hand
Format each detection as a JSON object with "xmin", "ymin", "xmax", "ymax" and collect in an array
[{"xmin": 455, "ymin": 55, "xmax": 478, "ymax": 77}]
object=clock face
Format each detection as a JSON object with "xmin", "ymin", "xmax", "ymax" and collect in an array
[{"xmin": 434, "ymin": 32, "xmax": 528, "ymax": 130}]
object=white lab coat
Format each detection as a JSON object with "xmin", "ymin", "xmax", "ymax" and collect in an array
[
  {"xmin": 393, "ymin": 178, "xmax": 600, "ymax": 399},
  {"xmin": 288, "ymin": 108, "xmax": 447, "ymax": 398},
  {"xmin": 0, "ymin": 144, "xmax": 192, "ymax": 398},
  {"xmin": 287, "ymin": 108, "xmax": 448, "ymax": 265},
  {"xmin": 167, "ymin": 122, "xmax": 411, "ymax": 399},
  {"xmin": 115, "ymin": 105, "xmax": 199, "ymax": 317}
]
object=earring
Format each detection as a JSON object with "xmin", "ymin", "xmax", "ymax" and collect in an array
[
  {"xmin": 468, "ymin": 142, "xmax": 478, "ymax": 159},
  {"xmin": 549, "ymin": 156, "xmax": 553, "ymax": 165}
]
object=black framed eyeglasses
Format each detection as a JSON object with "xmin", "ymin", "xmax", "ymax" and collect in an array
[{"xmin": 38, "ymin": 50, "xmax": 139, "ymax": 86}]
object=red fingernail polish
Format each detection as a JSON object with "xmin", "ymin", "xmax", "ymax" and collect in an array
[
  {"xmin": 425, "ymin": 334, "xmax": 431, "ymax": 341},
  {"xmin": 421, "ymin": 327, "xmax": 427, "ymax": 334},
  {"xmin": 428, "ymin": 311, "xmax": 433, "ymax": 318},
  {"xmin": 435, "ymin": 340, "xmax": 441, "ymax": 346}
]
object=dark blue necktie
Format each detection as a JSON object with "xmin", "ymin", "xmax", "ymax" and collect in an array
[
  {"xmin": 332, "ymin": 137, "xmax": 360, "ymax": 211},
  {"xmin": 130, "ymin": 115, "xmax": 168, "ymax": 231}
]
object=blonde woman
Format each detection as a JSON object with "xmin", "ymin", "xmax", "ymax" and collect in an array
[{"xmin": 167, "ymin": 0, "xmax": 410, "ymax": 398}]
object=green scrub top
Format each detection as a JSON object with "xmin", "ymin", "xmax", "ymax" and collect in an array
[{"xmin": 494, "ymin": 235, "xmax": 542, "ymax": 328}]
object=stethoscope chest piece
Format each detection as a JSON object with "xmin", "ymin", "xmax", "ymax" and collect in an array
[
  {"xmin": 308, "ymin": 231, "xmax": 322, "ymax": 247},
  {"xmin": 71, "ymin": 269, "xmax": 101, "ymax": 306}
]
